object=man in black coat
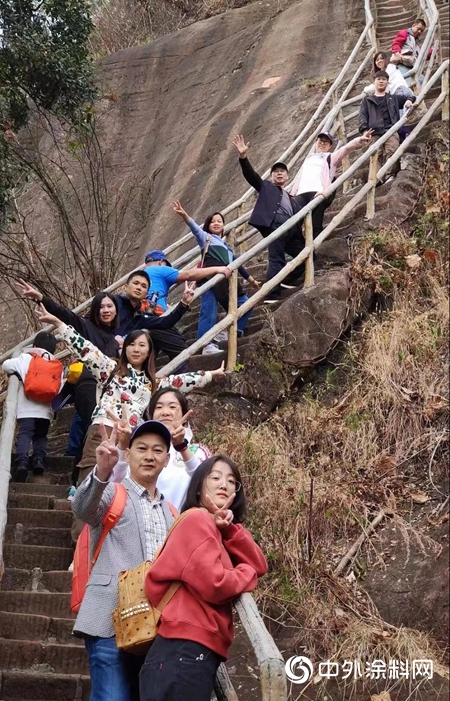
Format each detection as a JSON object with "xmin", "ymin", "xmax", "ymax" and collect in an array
[
  {"xmin": 233, "ymin": 135, "xmax": 303, "ymax": 303},
  {"xmin": 359, "ymin": 70, "xmax": 414, "ymax": 184},
  {"xmin": 114, "ymin": 270, "xmax": 191, "ymax": 371}
]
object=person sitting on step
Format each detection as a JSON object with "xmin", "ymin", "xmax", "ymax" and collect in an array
[
  {"xmin": 391, "ymin": 18, "xmax": 432, "ymax": 87},
  {"xmin": 173, "ymin": 200, "xmax": 260, "ymax": 355},
  {"xmin": 2, "ymin": 331, "xmax": 64, "ymax": 482},
  {"xmin": 114, "ymin": 271, "xmax": 197, "ymax": 373}
]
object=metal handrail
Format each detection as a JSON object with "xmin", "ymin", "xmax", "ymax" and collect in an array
[{"xmin": 0, "ymin": 356, "xmax": 20, "ymax": 578}]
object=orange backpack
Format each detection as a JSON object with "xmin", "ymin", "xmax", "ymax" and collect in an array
[
  {"xmin": 24, "ymin": 352, "xmax": 63, "ymax": 403},
  {"xmin": 71, "ymin": 483, "xmax": 127, "ymax": 614}
]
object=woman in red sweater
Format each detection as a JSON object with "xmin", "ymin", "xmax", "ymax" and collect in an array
[{"xmin": 140, "ymin": 455, "xmax": 267, "ymax": 701}]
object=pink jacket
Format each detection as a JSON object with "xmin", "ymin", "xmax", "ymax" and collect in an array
[{"xmin": 290, "ymin": 135, "xmax": 367, "ymax": 195}]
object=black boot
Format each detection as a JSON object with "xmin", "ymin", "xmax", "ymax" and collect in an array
[
  {"xmin": 14, "ymin": 461, "xmax": 29, "ymax": 483},
  {"xmin": 32, "ymin": 457, "xmax": 45, "ymax": 476}
]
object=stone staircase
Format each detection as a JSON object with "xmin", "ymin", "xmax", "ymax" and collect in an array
[{"xmin": 0, "ymin": 457, "xmax": 90, "ymax": 701}]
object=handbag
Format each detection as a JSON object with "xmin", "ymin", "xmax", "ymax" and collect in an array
[
  {"xmin": 196, "ymin": 234, "xmax": 212, "ymax": 268},
  {"xmin": 112, "ymin": 508, "xmax": 195, "ymax": 655}
]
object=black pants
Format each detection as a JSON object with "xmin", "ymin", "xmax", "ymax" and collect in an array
[
  {"xmin": 295, "ymin": 191, "xmax": 333, "ymax": 239},
  {"xmin": 139, "ymin": 637, "xmax": 221, "ymax": 701},
  {"xmin": 149, "ymin": 329, "xmax": 188, "ymax": 372},
  {"xmin": 15, "ymin": 418, "xmax": 50, "ymax": 465},
  {"xmin": 70, "ymin": 380, "xmax": 97, "ymax": 485},
  {"xmin": 266, "ymin": 224, "xmax": 305, "ymax": 298}
]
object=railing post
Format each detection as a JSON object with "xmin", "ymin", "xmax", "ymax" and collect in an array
[
  {"xmin": 226, "ymin": 270, "xmax": 239, "ymax": 371},
  {"xmin": 303, "ymin": 212, "xmax": 315, "ymax": 288},
  {"xmin": 0, "ymin": 370, "xmax": 20, "ymax": 580},
  {"xmin": 365, "ymin": 151, "xmax": 379, "ymax": 220},
  {"xmin": 337, "ymin": 108, "xmax": 351, "ymax": 193},
  {"xmin": 442, "ymin": 68, "xmax": 449, "ymax": 122}
]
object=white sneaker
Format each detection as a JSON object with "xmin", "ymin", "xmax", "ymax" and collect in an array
[
  {"xmin": 202, "ymin": 343, "xmax": 221, "ymax": 355},
  {"xmin": 263, "ymin": 298, "xmax": 279, "ymax": 305},
  {"xmin": 280, "ymin": 283, "xmax": 297, "ymax": 289},
  {"xmin": 68, "ymin": 561, "xmax": 74, "ymax": 573},
  {"xmin": 214, "ymin": 331, "xmax": 228, "ymax": 343}
]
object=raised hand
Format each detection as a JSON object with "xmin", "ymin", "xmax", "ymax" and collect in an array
[
  {"xmin": 362, "ymin": 129, "xmax": 375, "ymax": 142},
  {"xmin": 14, "ymin": 278, "xmax": 43, "ymax": 301},
  {"xmin": 181, "ymin": 281, "xmax": 196, "ymax": 306},
  {"xmin": 95, "ymin": 423, "xmax": 119, "ymax": 479},
  {"xmin": 203, "ymin": 493, "xmax": 235, "ymax": 529},
  {"xmin": 171, "ymin": 409, "xmax": 194, "ymax": 447},
  {"xmin": 114, "ymin": 335, "xmax": 124, "ymax": 351},
  {"xmin": 232, "ymin": 135, "xmax": 250, "ymax": 159},
  {"xmin": 210, "ymin": 360, "xmax": 226, "ymax": 379},
  {"xmin": 105, "ymin": 403, "xmax": 132, "ymax": 450},
  {"xmin": 34, "ymin": 303, "xmax": 62, "ymax": 329},
  {"xmin": 173, "ymin": 200, "xmax": 189, "ymax": 223}
]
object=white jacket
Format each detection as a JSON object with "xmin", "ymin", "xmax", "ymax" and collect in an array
[
  {"xmin": 364, "ymin": 63, "xmax": 409, "ymax": 96},
  {"xmin": 110, "ymin": 427, "xmax": 211, "ymax": 511},
  {"xmin": 2, "ymin": 348, "xmax": 64, "ymax": 421}
]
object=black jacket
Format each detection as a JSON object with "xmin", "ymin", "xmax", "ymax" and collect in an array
[
  {"xmin": 359, "ymin": 92, "xmax": 415, "ymax": 135},
  {"xmin": 42, "ymin": 296, "xmax": 120, "ymax": 358},
  {"xmin": 238, "ymin": 157, "xmax": 301, "ymax": 237},
  {"xmin": 42, "ymin": 296, "xmax": 120, "ymax": 391},
  {"xmin": 114, "ymin": 294, "xmax": 189, "ymax": 337}
]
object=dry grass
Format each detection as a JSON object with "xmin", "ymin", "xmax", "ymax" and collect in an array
[
  {"xmin": 200, "ymin": 131, "xmax": 449, "ymax": 677},
  {"xmin": 89, "ymin": 0, "xmax": 292, "ymax": 57}
]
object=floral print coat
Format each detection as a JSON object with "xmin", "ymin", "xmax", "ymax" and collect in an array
[{"xmin": 58, "ymin": 323, "xmax": 213, "ymax": 428}]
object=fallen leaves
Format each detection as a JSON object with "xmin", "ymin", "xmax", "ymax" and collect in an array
[
  {"xmin": 405, "ymin": 253, "xmax": 422, "ymax": 269},
  {"xmin": 409, "ymin": 490, "xmax": 431, "ymax": 504},
  {"xmin": 423, "ymin": 394, "xmax": 448, "ymax": 421}
]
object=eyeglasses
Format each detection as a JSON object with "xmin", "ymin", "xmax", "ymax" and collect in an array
[{"xmin": 207, "ymin": 472, "xmax": 242, "ymax": 492}]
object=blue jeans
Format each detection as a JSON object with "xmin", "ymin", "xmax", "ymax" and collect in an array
[
  {"xmin": 197, "ymin": 289, "xmax": 251, "ymax": 339},
  {"xmin": 15, "ymin": 418, "xmax": 50, "ymax": 465},
  {"xmin": 85, "ymin": 635, "xmax": 144, "ymax": 701}
]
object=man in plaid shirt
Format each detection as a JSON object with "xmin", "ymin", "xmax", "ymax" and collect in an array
[{"xmin": 72, "ymin": 419, "xmax": 176, "ymax": 701}]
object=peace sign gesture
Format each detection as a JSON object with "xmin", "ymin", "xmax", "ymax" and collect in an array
[
  {"xmin": 95, "ymin": 423, "xmax": 119, "ymax": 480},
  {"xmin": 171, "ymin": 409, "xmax": 193, "ymax": 448},
  {"xmin": 105, "ymin": 403, "xmax": 132, "ymax": 450},
  {"xmin": 181, "ymin": 281, "xmax": 196, "ymax": 307},
  {"xmin": 203, "ymin": 493, "xmax": 235, "ymax": 530}
]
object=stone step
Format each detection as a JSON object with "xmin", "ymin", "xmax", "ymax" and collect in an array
[
  {"xmin": 0, "ymin": 592, "xmax": 71, "ymax": 618},
  {"xmin": 7, "ymin": 508, "xmax": 72, "ymax": 529},
  {"xmin": 6, "ymin": 493, "xmax": 71, "ymax": 511},
  {"xmin": 187, "ymin": 352, "xmax": 227, "ymax": 372},
  {"xmin": 0, "ymin": 611, "xmax": 81, "ymax": 645},
  {"xmin": 11, "ymin": 455, "xmax": 74, "ymax": 474},
  {"xmin": 3, "ymin": 544, "xmax": 73, "ymax": 571},
  {"xmin": 0, "ymin": 670, "xmax": 90, "ymax": 701},
  {"xmin": 0, "ymin": 639, "xmax": 89, "ymax": 675},
  {"xmin": 5, "ymin": 525, "xmax": 72, "ymax": 548},
  {"xmin": 1, "ymin": 569, "xmax": 72, "ymax": 593},
  {"xmin": 8, "ymin": 483, "xmax": 70, "ymax": 498}
]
